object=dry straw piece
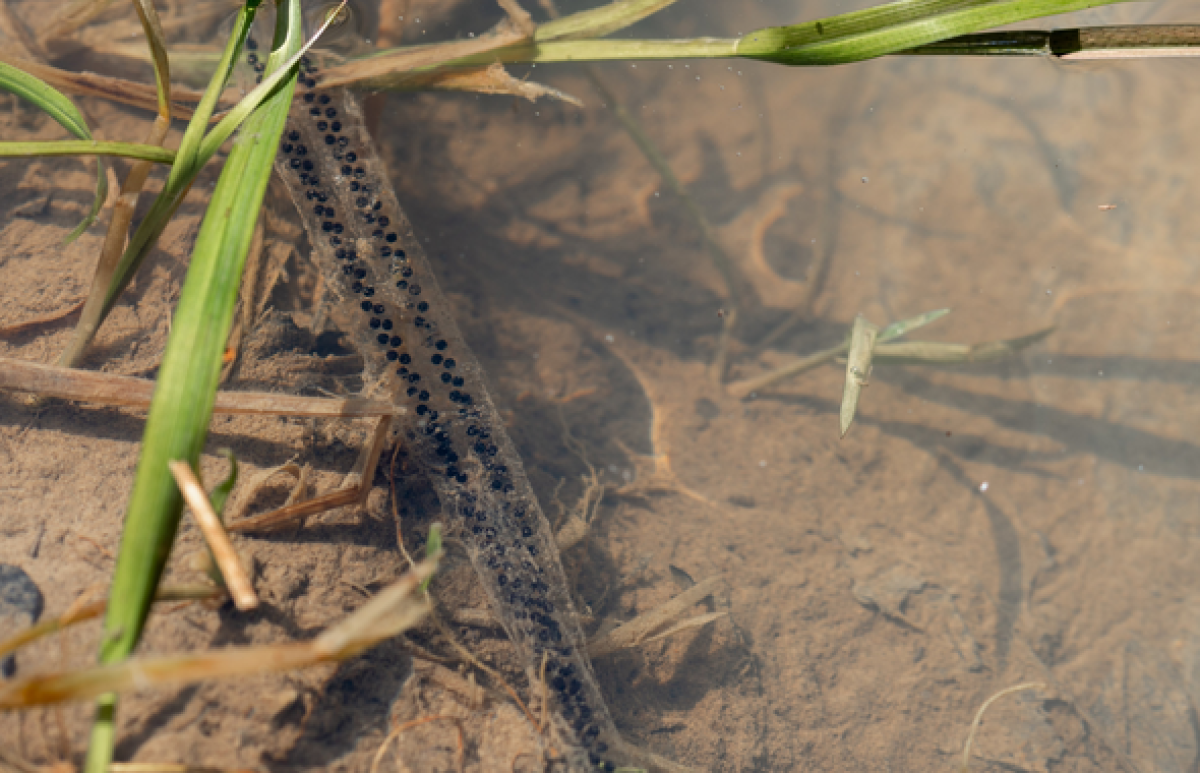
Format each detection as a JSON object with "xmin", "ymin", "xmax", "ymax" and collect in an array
[
  {"xmin": 0, "ymin": 357, "xmax": 402, "ymax": 418},
  {"xmin": 960, "ymin": 682, "xmax": 1046, "ymax": 772},
  {"xmin": 0, "ymin": 557, "xmax": 436, "ymax": 708},
  {"xmin": 168, "ymin": 460, "xmax": 258, "ymax": 612}
]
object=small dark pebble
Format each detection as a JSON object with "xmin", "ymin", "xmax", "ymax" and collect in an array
[{"xmin": 0, "ymin": 564, "xmax": 43, "ymax": 678}]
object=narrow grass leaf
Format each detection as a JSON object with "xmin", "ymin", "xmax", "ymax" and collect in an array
[
  {"xmin": 0, "ymin": 140, "xmax": 174, "ymax": 163},
  {"xmin": 209, "ymin": 449, "xmax": 239, "ymax": 519},
  {"xmin": 871, "ymin": 326, "xmax": 1055, "ymax": 364},
  {"xmin": 96, "ymin": 0, "xmax": 343, "ymax": 327},
  {"xmin": 60, "ymin": 1, "xmax": 264, "ymax": 370},
  {"xmin": 536, "ymin": 0, "xmax": 683, "ymax": 42},
  {"xmin": 516, "ymin": 0, "xmax": 1139, "ymax": 66},
  {"xmin": 420, "ymin": 523, "xmax": 443, "ymax": 592},
  {"xmin": 0, "ymin": 60, "xmax": 105, "ymax": 241},
  {"xmin": 131, "ymin": 0, "xmax": 171, "ymax": 120},
  {"xmin": 879, "ymin": 307, "xmax": 951, "ymax": 342},
  {"xmin": 85, "ymin": 4, "xmax": 304, "ymax": 771},
  {"xmin": 736, "ymin": 0, "xmax": 1135, "ymax": 65},
  {"xmin": 738, "ymin": 0, "xmax": 995, "ymax": 53},
  {"xmin": 725, "ymin": 341, "xmax": 847, "ymax": 400}
]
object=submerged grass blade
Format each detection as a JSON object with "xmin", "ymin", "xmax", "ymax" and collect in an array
[
  {"xmin": 0, "ymin": 140, "xmax": 174, "ymax": 163},
  {"xmin": 871, "ymin": 326, "xmax": 1055, "ymax": 364},
  {"xmin": 0, "ymin": 586, "xmax": 221, "ymax": 663},
  {"xmin": 879, "ymin": 307, "xmax": 951, "ymax": 342},
  {"xmin": 0, "ymin": 59, "xmax": 106, "ymax": 241},
  {"xmin": 725, "ymin": 341, "xmax": 848, "ymax": 400},
  {"xmin": 840, "ymin": 315, "xmax": 879, "ymax": 438}
]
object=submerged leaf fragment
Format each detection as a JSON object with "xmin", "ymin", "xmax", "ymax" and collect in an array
[
  {"xmin": 840, "ymin": 314, "xmax": 878, "ymax": 438},
  {"xmin": 872, "ymin": 326, "xmax": 1055, "ymax": 365},
  {"xmin": 879, "ymin": 307, "xmax": 950, "ymax": 342}
]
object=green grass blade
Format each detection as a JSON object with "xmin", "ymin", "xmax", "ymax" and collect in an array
[
  {"xmin": 737, "ymin": 0, "xmax": 1134, "ymax": 65},
  {"xmin": 106, "ymin": 0, "xmax": 339, "ymax": 320},
  {"xmin": 98, "ymin": 0, "xmax": 300, "ymax": 668},
  {"xmin": 536, "ymin": 0, "xmax": 683, "ymax": 42},
  {"xmin": 740, "ymin": 0, "xmax": 995, "ymax": 52},
  {"xmin": 131, "ymin": 0, "xmax": 171, "ymax": 121},
  {"xmin": 0, "ymin": 140, "xmax": 175, "ymax": 163},
  {"xmin": 904, "ymin": 29, "xmax": 1052, "ymax": 54},
  {"xmin": 871, "ymin": 340, "xmax": 972, "ymax": 364},
  {"xmin": 0, "ymin": 61, "xmax": 90, "ymax": 136},
  {"xmin": 420, "ymin": 524, "xmax": 443, "ymax": 592},
  {"xmin": 372, "ymin": 0, "xmax": 1140, "ymax": 70},
  {"xmin": 59, "ymin": 0, "xmax": 264, "ymax": 368},
  {"xmin": 0, "ymin": 60, "xmax": 106, "ymax": 242},
  {"xmin": 209, "ymin": 449, "xmax": 239, "ymax": 519},
  {"xmin": 879, "ymin": 308, "xmax": 951, "ymax": 342},
  {"xmin": 84, "ymin": 3, "xmax": 303, "ymax": 771},
  {"xmin": 198, "ymin": 7, "xmax": 351, "ymax": 162}
]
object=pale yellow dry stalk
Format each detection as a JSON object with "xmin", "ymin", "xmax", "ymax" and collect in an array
[
  {"xmin": 168, "ymin": 460, "xmax": 258, "ymax": 612},
  {"xmin": 0, "ymin": 559, "xmax": 435, "ymax": 708},
  {"xmin": 961, "ymin": 682, "xmax": 1046, "ymax": 772},
  {"xmin": 0, "ymin": 585, "xmax": 219, "ymax": 661},
  {"xmin": 0, "ymin": 357, "xmax": 401, "ymax": 418}
]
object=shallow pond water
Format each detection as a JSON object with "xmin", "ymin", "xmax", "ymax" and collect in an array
[{"xmin": 4, "ymin": 0, "xmax": 1200, "ymax": 770}]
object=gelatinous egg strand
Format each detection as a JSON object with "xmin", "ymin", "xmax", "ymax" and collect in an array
[{"xmin": 257, "ymin": 42, "xmax": 623, "ymax": 771}]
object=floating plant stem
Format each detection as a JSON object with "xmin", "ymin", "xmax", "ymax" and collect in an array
[{"xmin": 347, "ymin": 0, "xmax": 1138, "ymax": 78}]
